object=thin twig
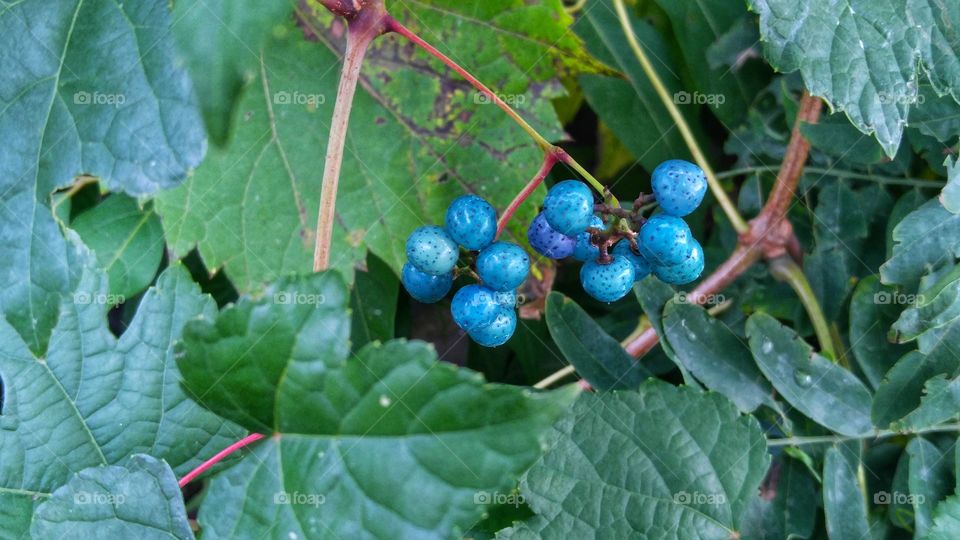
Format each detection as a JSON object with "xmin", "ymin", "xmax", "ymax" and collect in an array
[
  {"xmin": 178, "ymin": 433, "xmax": 266, "ymax": 487},
  {"xmin": 767, "ymin": 423, "xmax": 960, "ymax": 447},
  {"xmin": 717, "ymin": 166, "xmax": 946, "ymax": 188},
  {"xmin": 496, "ymin": 151, "xmax": 559, "ymax": 237},
  {"xmin": 533, "ymin": 365, "xmax": 577, "ymax": 389}
]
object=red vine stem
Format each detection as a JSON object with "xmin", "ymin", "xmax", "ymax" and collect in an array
[
  {"xmin": 623, "ymin": 92, "xmax": 824, "ymax": 358},
  {"xmin": 496, "ymin": 151, "xmax": 559, "ymax": 237},
  {"xmin": 178, "ymin": 433, "xmax": 265, "ymax": 488}
]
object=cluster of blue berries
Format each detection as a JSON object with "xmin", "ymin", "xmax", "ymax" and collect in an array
[
  {"xmin": 528, "ymin": 159, "xmax": 708, "ymax": 303},
  {"xmin": 401, "ymin": 195, "xmax": 529, "ymax": 347}
]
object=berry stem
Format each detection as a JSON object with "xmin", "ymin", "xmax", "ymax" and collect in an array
[
  {"xmin": 496, "ymin": 151, "xmax": 558, "ymax": 237},
  {"xmin": 178, "ymin": 433, "xmax": 265, "ymax": 488},
  {"xmin": 611, "ymin": 0, "xmax": 748, "ymax": 234},
  {"xmin": 622, "ymin": 93, "xmax": 824, "ymax": 359},
  {"xmin": 717, "ymin": 166, "xmax": 947, "ymax": 188},
  {"xmin": 532, "ymin": 364, "xmax": 577, "ymax": 389},
  {"xmin": 313, "ymin": 10, "xmax": 387, "ymax": 271},
  {"xmin": 768, "ymin": 255, "xmax": 839, "ymax": 359}
]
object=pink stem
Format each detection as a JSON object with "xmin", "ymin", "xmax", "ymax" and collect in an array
[
  {"xmin": 496, "ymin": 152, "xmax": 558, "ymax": 237},
  {"xmin": 178, "ymin": 433, "xmax": 265, "ymax": 488}
]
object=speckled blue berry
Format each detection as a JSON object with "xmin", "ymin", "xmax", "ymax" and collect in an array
[
  {"xmin": 494, "ymin": 290, "xmax": 517, "ymax": 307},
  {"xmin": 468, "ymin": 307, "xmax": 517, "ymax": 347},
  {"xmin": 653, "ymin": 239, "xmax": 704, "ymax": 285},
  {"xmin": 401, "ymin": 263, "xmax": 452, "ymax": 303},
  {"xmin": 572, "ymin": 215, "xmax": 604, "ymax": 261},
  {"xmin": 543, "ymin": 180, "xmax": 594, "ymax": 235},
  {"xmin": 580, "ymin": 255, "xmax": 636, "ymax": 302},
  {"xmin": 406, "ymin": 225, "xmax": 459, "ymax": 275},
  {"xmin": 445, "ymin": 195, "xmax": 497, "ymax": 250},
  {"xmin": 638, "ymin": 214, "xmax": 694, "ymax": 266},
  {"xmin": 476, "ymin": 242, "xmax": 529, "ymax": 291},
  {"xmin": 450, "ymin": 284, "xmax": 500, "ymax": 331},
  {"xmin": 528, "ymin": 213, "xmax": 575, "ymax": 259},
  {"xmin": 612, "ymin": 240, "xmax": 652, "ymax": 281},
  {"xmin": 652, "ymin": 160, "xmax": 708, "ymax": 217}
]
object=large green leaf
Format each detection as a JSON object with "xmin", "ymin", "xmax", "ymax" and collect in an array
[
  {"xmin": 574, "ymin": 0, "xmax": 694, "ymax": 172},
  {"xmin": 746, "ymin": 313, "xmax": 874, "ymax": 436},
  {"xmin": 849, "ymin": 277, "xmax": 914, "ymax": 389},
  {"xmin": 891, "ymin": 263, "xmax": 960, "ymax": 343},
  {"xmin": 545, "ymin": 292, "xmax": 650, "ymax": 391},
  {"xmin": 661, "ymin": 301, "xmax": 774, "ymax": 412},
  {"xmin": 749, "ymin": 0, "xmax": 960, "ymax": 156},
  {"xmin": 906, "ymin": 437, "xmax": 956, "ymax": 536},
  {"xmin": 0, "ymin": 0, "xmax": 205, "ymax": 355},
  {"xmin": 31, "ymin": 454, "xmax": 193, "ymax": 540},
  {"xmin": 872, "ymin": 351, "xmax": 959, "ymax": 428},
  {"xmin": 881, "ymin": 199, "xmax": 960, "ymax": 289},
  {"xmin": 157, "ymin": 1, "xmax": 581, "ymax": 288},
  {"xmin": 894, "ymin": 374, "xmax": 960, "ymax": 431},
  {"xmin": 823, "ymin": 444, "xmax": 875, "ymax": 539},
  {"xmin": 0, "ymin": 261, "xmax": 241, "ymax": 537},
  {"xmin": 177, "ymin": 272, "xmax": 576, "ymax": 539},
  {"xmin": 501, "ymin": 381, "xmax": 769, "ymax": 538},
  {"xmin": 71, "ymin": 195, "xmax": 165, "ymax": 301},
  {"xmin": 942, "ymin": 156, "xmax": 960, "ymax": 214}
]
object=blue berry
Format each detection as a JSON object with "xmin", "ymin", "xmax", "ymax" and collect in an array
[
  {"xmin": 638, "ymin": 215, "xmax": 694, "ymax": 266},
  {"xmin": 451, "ymin": 284, "xmax": 500, "ymax": 331},
  {"xmin": 468, "ymin": 307, "xmax": 517, "ymax": 347},
  {"xmin": 406, "ymin": 226, "xmax": 459, "ymax": 275},
  {"xmin": 572, "ymin": 215, "xmax": 604, "ymax": 261},
  {"xmin": 528, "ymin": 213, "xmax": 575, "ymax": 259},
  {"xmin": 477, "ymin": 242, "xmax": 529, "ymax": 291},
  {"xmin": 401, "ymin": 263, "xmax": 452, "ymax": 303},
  {"xmin": 445, "ymin": 195, "xmax": 497, "ymax": 250},
  {"xmin": 494, "ymin": 290, "xmax": 517, "ymax": 307},
  {"xmin": 652, "ymin": 160, "xmax": 707, "ymax": 217},
  {"xmin": 612, "ymin": 240, "xmax": 652, "ymax": 281},
  {"xmin": 544, "ymin": 180, "xmax": 594, "ymax": 235},
  {"xmin": 580, "ymin": 255, "xmax": 636, "ymax": 302},
  {"xmin": 653, "ymin": 240, "xmax": 704, "ymax": 285}
]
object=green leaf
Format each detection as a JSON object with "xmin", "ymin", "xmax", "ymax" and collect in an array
[
  {"xmin": 906, "ymin": 437, "xmax": 956, "ymax": 536},
  {"xmin": 157, "ymin": 3, "xmax": 579, "ymax": 289},
  {"xmin": 872, "ymin": 346, "xmax": 960, "ymax": 429},
  {"xmin": 749, "ymin": 0, "xmax": 960, "ymax": 156},
  {"xmin": 501, "ymin": 382, "xmax": 769, "ymax": 538},
  {"xmin": 893, "ymin": 374, "xmax": 960, "ymax": 431},
  {"xmin": 0, "ymin": 261, "xmax": 241, "ymax": 536},
  {"xmin": 171, "ymin": 0, "xmax": 294, "ymax": 144},
  {"xmin": 891, "ymin": 263, "xmax": 960, "ymax": 343},
  {"xmin": 661, "ymin": 301, "xmax": 774, "ymax": 412},
  {"xmin": 31, "ymin": 455, "xmax": 193, "ymax": 540},
  {"xmin": 71, "ymin": 195, "xmax": 164, "ymax": 301},
  {"xmin": 651, "ymin": 0, "xmax": 771, "ymax": 127},
  {"xmin": 575, "ymin": 0, "xmax": 694, "ymax": 172},
  {"xmin": 823, "ymin": 444, "xmax": 875, "ymax": 539},
  {"xmin": 350, "ymin": 253, "xmax": 399, "ymax": 349},
  {"xmin": 849, "ymin": 277, "xmax": 913, "ymax": 389},
  {"xmin": 177, "ymin": 272, "xmax": 577, "ymax": 538},
  {"xmin": 911, "ymin": 85, "xmax": 960, "ymax": 144},
  {"xmin": 925, "ymin": 495, "xmax": 960, "ymax": 540},
  {"xmin": 747, "ymin": 313, "xmax": 874, "ymax": 436},
  {"xmin": 739, "ymin": 456, "xmax": 818, "ymax": 540},
  {"xmin": 942, "ymin": 156, "xmax": 960, "ymax": 214},
  {"xmin": 544, "ymin": 292, "xmax": 650, "ymax": 391},
  {"xmin": 881, "ymin": 199, "xmax": 960, "ymax": 288},
  {"xmin": 0, "ymin": 0, "xmax": 205, "ymax": 355}
]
